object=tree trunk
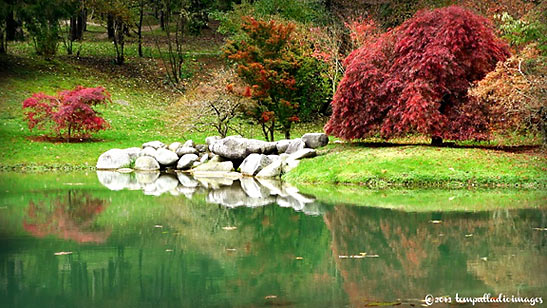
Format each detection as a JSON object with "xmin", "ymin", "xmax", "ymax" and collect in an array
[
  {"xmin": 0, "ymin": 30, "xmax": 5, "ymax": 54},
  {"xmin": 160, "ymin": 10, "xmax": 165, "ymax": 31},
  {"xmin": 5, "ymin": 9, "xmax": 16, "ymax": 41},
  {"xmin": 107, "ymin": 14, "xmax": 115, "ymax": 40},
  {"xmin": 284, "ymin": 128, "xmax": 290, "ymax": 140},
  {"xmin": 137, "ymin": 2, "xmax": 144, "ymax": 57},
  {"xmin": 431, "ymin": 136, "xmax": 443, "ymax": 146}
]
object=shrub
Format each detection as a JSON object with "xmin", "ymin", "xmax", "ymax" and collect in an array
[
  {"xmin": 469, "ymin": 45, "xmax": 546, "ymax": 142},
  {"xmin": 325, "ymin": 6, "xmax": 509, "ymax": 144},
  {"xmin": 22, "ymin": 86, "xmax": 111, "ymax": 140}
]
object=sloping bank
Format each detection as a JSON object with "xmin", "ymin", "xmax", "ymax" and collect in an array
[{"xmin": 282, "ymin": 144, "xmax": 547, "ymax": 189}]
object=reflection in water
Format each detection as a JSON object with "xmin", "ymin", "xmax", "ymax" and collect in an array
[
  {"xmin": 97, "ymin": 171, "xmax": 323, "ymax": 216},
  {"xmin": 23, "ymin": 191, "xmax": 111, "ymax": 243},
  {"xmin": 0, "ymin": 172, "xmax": 545, "ymax": 307}
]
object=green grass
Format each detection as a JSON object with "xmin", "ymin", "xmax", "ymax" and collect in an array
[{"xmin": 283, "ymin": 143, "xmax": 547, "ymax": 188}]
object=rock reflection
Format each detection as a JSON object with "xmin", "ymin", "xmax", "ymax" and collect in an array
[
  {"xmin": 23, "ymin": 191, "xmax": 111, "ymax": 243},
  {"xmin": 97, "ymin": 171, "xmax": 322, "ymax": 215}
]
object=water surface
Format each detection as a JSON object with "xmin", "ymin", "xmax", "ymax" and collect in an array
[{"xmin": 0, "ymin": 172, "xmax": 545, "ymax": 307}]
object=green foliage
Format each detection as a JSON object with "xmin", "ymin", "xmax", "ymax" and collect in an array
[{"xmin": 497, "ymin": 12, "xmax": 547, "ymax": 55}]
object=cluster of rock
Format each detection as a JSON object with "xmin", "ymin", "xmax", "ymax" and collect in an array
[
  {"xmin": 97, "ymin": 171, "xmax": 324, "ymax": 216},
  {"xmin": 96, "ymin": 133, "xmax": 328, "ymax": 178}
]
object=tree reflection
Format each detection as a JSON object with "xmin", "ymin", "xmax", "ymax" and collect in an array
[{"xmin": 23, "ymin": 191, "xmax": 111, "ymax": 243}]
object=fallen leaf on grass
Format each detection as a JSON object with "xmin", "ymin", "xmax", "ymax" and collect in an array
[
  {"xmin": 465, "ymin": 234, "xmax": 473, "ymax": 237},
  {"xmin": 222, "ymin": 226, "xmax": 237, "ymax": 231},
  {"xmin": 265, "ymin": 295, "xmax": 277, "ymax": 299},
  {"xmin": 165, "ymin": 249, "xmax": 173, "ymax": 252},
  {"xmin": 295, "ymin": 257, "xmax": 303, "ymax": 260},
  {"xmin": 154, "ymin": 225, "xmax": 163, "ymax": 228},
  {"xmin": 54, "ymin": 252, "xmax": 72, "ymax": 256}
]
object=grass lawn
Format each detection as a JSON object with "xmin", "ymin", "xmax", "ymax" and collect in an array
[{"xmin": 283, "ymin": 142, "xmax": 547, "ymax": 188}]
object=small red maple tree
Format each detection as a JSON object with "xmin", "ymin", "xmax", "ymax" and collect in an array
[
  {"xmin": 325, "ymin": 6, "xmax": 510, "ymax": 144},
  {"xmin": 22, "ymin": 86, "xmax": 111, "ymax": 140}
]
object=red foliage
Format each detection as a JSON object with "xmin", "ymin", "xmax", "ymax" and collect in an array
[
  {"xmin": 325, "ymin": 6, "xmax": 510, "ymax": 141},
  {"xmin": 22, "ymin": 86, "xmax": 111, "ymax": 140}
]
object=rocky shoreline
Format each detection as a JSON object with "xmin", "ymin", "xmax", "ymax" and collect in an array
[{"xmin": 96, "ymin": 133, "xmax": 329, "ymax": 178}]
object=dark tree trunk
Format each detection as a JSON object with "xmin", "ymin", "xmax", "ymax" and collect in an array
[
  {"xmin": 6, "ymin": 9, "xmax": 16, "ymax": 41},
  {"xmin": 0, "ymin": 30, "xmax": 5, "ymax": 54},
  {"xmin": 160, "ymin": 10, "xmax": 165, "ymax": 30},
  {"xmin": 431, "ymin": 136, "xmax": 443, "ymax": 146},
  {"xmin": 137, "ymin": 2, "xmax": 144, "ymax": 57},
  {"xmin": 107, "ymin": 14, "xmax": 115, "ymax": 40}
]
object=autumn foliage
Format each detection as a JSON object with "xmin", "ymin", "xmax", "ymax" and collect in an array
[
  {"xmin": 22, "ymin": 86, "xmax": 111, "ymax": 140},
  {"xmin": 325, "ymin": 6, "xmax": 510, "ymax": 142}
]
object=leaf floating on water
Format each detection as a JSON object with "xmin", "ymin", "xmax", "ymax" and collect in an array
[
  {"xmin": 295, "ymin": 256, "xmax": 303, "ymax": 260},
  {"xmin": 222, "ymin": 226, "xmax": 237, "ymax": 231},
  {"xmin": 430, "ymin": 220, "xmax": 442, "ymax": 224},
  {"xmin": 465, "ymin": 234, "xmax": 473, "ymax": 237},
  {"xmin": 265, "ymin": 295, "xmax": 277, "ymax": 299},
  {"xmin": 533, "ymin": 227, "xmax": 547, "ymax": 231},
  {"xmin": 154, "ymin": 225, "xmax": 163, "ymax": 228},
  {"xmin": 54, "ymin": 252, "xmax": 72, "ymax": 256}
]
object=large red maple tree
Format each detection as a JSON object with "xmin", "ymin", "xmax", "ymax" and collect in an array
[{"xmin": 325, "ymin": 6, "xmax": 510, "ymax": 144}]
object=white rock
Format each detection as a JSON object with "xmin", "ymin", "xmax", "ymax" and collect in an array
[
  {"xmin": 239, "ymin": 154, "xmax": 272, "ymax": 176},
  {"xmin": 183, "ymin": 139, "xmax": 195, "ymax": 148},
  {"xmin": 256, "ymin": 160, "xmax": 282, "ymax": 178},
  {"xmin": 192, "ymin": 161, "xmax": 233, "ymax": 172},
  {"xmin": 96, "ymin": 149, "xmax": 131, "ymax": 170},
  {"xmin": 206, "ymin": 136, "xmax": 221, "ymax": 147},
  {"xmin": 288, "ymin": 148, "xmax": 316, "ymax": 160},
  {"xmin": 285, "ymin": 138, "xmax": 306, "ymax": 154},
  {"xmin": 134, "ymin": 156, "xmax": 160, "ymax": 171},
  {"xmin": 142, "ymin": 140, "xmax": 166, "ymax": 149},
  {"xmin": 123, "ymin": 147, "xmax": 141, "ymax": 162},
  {"xmin": 282, "ymin": 159, "xmax": 300, "ymax": 173},
  {"xmin": 276, "ymin": 139, "xmax": 291, "ymax": 153},
  {"xmin": 177, "ymin": 154, "xmax": 199, "ymax": 170},
  {"xmin": 168, "ymin": 142, "xmax": 182, "ymax": 152},
  {"xmin": 155, "ymin": 148, "xmax": 179, "ymax": 166},
  {"xmin": 175, "ymin": 147, "xmax": 198, "ymax": 157},
  {"xmin": 140, "ymin": 147, "xmax": 157, "ymax": 157}
]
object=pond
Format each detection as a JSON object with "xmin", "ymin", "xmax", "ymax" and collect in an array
[{"xmin": 0, "ymin": 172, "xmax": 545, "ymax": 307}]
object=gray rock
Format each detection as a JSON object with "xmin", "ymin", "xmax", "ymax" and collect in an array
[
  {"xmin": 206, "ymin": 136, "xmax": 221, "ymax": 147},
  {"xmin": 256, "ymin": 160, "xmax": 282, "ymax": 178},
  {"xmin": 199, "ymin": 154, "xmax": 209, "ymax": 164},
  {"xmin": 288, "ymin": 148, "xmax": 316, "ymax": 160},
  {"xmin": 168, "ymin": 142, "xmax": 182, "ymax": 152},
  {"xmin": 155, "ymin": 148, "xmax": 179, "ymax": 166},
  {"xmin": 135, "ymin": 171, "xmax": 160, "ymax": 184},
  {"xmin": 209, "ymin": 154, "xmax": 223, "ymax": 162},
  {"xmin": 175, "ymin": 147, "xmax": 198, "ymax": 156},
  {"xmin": 123, "ymin": 147, "xmax": 142, "ymax": 162},
  {"xmin": 142, "ymin": 140, "xmax": 166, "ymax": 149},
  {"xmin": 183, "ymin": 139, "xmax": 195, "ymax": 148},
  {"xmin": 301, "ymin": 133, "xmax": 329, "ymax": 148},
  {"xmin": 276, "ymin": 139, "xmax": 291, "ymax": 153},
  {"xmin": 96, "ymin": 149, "xmax": 132, "ymax": 170},
  {"xmin": 140, "ymin": 147, "xmax": 157, "ymax": 158},
  {"xmin": 195, "ymin": 144, "xmax": 207, "ymax": 152},
  {"xmin": 96, "ymin": 171, "xmax": 130, "ymax": 190},
  {"xmin": 192, "ymin": 161, "xmax": 233, "ymax": 172},
  {"xmin": 239, "ymin": 154, "xmax": 271, "ymax": 176},
  {"xmin": 176, "ymin": 172, "xmax": 199, "ymax": 187},
  {"xmin": 176, "ymin": 154, "xmax": 198, "ymax": 170},
  {"xmin": 285, "ymin": 138, "xmax": 305, "ymax": 154},
  {"xmin": 210, "ymin": 136, "xmax": 249, "ymax": 160},
  {"xmin": 134, "ymin": 156, "xmax": 160, "ymax": 171}
]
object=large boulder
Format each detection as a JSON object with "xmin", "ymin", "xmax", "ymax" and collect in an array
[
  {"xmin": 134, "ymin": 156, "xmax": 160, "ymax": 171},
  {"xmin": 140, "ymin": 147, "xmax": 157, "ymax": 157},
  {"xmin": 206, "ymin": 136, "xmax": 221, "ymax": 148},
  {"xmin": 256, "ymin": 160, "xmax": 282, "ymax": 178},
  {"xmin": 239, "ymin": 154, "xmax": 272, "ymax": 176},
  {"xmin": 96, "ymin": 149, "xmax": 131, "ymax": 170},
  {"xmin": 285, "ymin": 138, "xmax": 305, "ymax": 154},
  {"xmin": 142, "ymin": 140, "xmax": 166, "ymax": 149},
  {"xmin": 176, "ymin": 154, "xmax": 199, "ymax": 170},
  {"xmin": 210, "ymin": 136, "xmax": 277, "ymax": 160},
  {"xmin": 155, "ymin": 148, "xmax": 179, "ymax": 166},
  {"xmin": 123, "ymin": 147, "xmax": 141, "ymax": 162},
  {"xmin": 175, "ymin": 147, "xmax": 198, "ymax": 157},
  {"xmin": 301, "ymin": 133, "xmax": 329, "ymax": 148}
]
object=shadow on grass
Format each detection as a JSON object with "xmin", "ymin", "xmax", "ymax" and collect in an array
[{"xmin": 347, "ymin": 141, "xmax": 543, "ymax": 154}]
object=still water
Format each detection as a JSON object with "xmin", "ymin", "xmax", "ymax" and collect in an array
[{"xmin": 0, "ymin": 172, "xmax": 545, "ymax": 307}]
